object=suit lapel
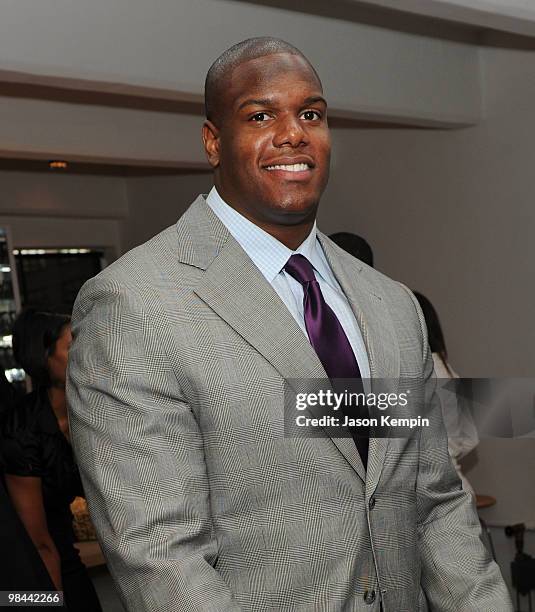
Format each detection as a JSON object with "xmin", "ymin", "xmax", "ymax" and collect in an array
[
  {"xmin": 194, "ymin": 234, "xmax": 326, "ymax": 382},
  {"xmin": 318, "ymin": 234, "xmax": 400, "ymax": 497}
]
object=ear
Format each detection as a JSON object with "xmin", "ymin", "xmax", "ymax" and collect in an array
[{"xmin": 202, "ymin": 120, "xmax": 220, "ymax": 168}]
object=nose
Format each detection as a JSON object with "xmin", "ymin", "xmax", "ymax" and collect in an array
[{"xmin": 273, "ymin": 113, "xmax": 308, "ymax": 148}]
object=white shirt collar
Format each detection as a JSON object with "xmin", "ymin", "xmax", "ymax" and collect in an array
[{"xmin": 206, "ymin": 186, "xmax": 327, "ymax": 283}]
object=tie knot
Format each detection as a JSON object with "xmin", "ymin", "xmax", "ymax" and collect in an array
[{"xmin": 284, "ymin": 254, "xmax": 316, "ymax": 285}]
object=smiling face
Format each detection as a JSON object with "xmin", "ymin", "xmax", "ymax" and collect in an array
[{"xmin": 203, "ymin": 52, "xmax": 331, "ymax": 229}]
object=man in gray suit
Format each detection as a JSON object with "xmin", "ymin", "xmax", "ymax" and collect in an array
[{"xmin": 67, "ymin": 38, "xmax": 512, "ymax": 611}]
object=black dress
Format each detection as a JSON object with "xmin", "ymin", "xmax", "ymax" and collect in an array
[
  {"xmin": 1, "ymin": 375, "xmax": 56, "ymax": 596},
  {"xmin": 2, "ymin": 387, "xmax": 102, "ymax": 611}
]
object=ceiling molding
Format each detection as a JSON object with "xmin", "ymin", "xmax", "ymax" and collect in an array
[
  {"xmin": 235, "ymin": 0, "xmax": 535, "ymax": 39},
  {"xmin": 0, "ymin": 150, "xmax": 211, "ymax": 176},
  {"xmin": 0, "ymin": 69, "xmax": 474, "ymax": 130}
]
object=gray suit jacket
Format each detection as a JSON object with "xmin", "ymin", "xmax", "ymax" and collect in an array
[{"xmin": 67, "ymin": 195, "xmax": 512, "ymax": 612}]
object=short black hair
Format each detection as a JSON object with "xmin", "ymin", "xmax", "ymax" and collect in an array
[
  {"xmin": 204, "ymin": 37, "xmax": 322, "ymax": 125},
  {"xmin": 329, "ymin": 232, "xmax": 374, "ymax": 268},
  {"xmin": 12, "ymin": 309, "xmax": 70, "ymax": 388}
]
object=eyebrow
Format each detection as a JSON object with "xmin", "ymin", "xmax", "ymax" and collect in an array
[
  {"xmin": 237, "ymin": 95, "xmax": 327, "ymax": 112},
  {"xmin": 237, "ymin": 98, "xmax": 272, "ymax": 111},
  {"xmin": 303, "ymin": 95, "xmax": 327, "ymax": 107}
]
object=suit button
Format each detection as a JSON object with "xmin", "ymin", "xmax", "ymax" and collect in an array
[
  {"xmin": 363, "ymin": 589, "xmax": 376, "ymax": 604},
  {"xmin": 369, "ymin": 496, "xmax": 376, "ymax": 510}
]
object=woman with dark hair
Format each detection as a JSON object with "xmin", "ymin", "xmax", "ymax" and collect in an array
[
  {"xmin": 2, "ymin": 310, "xmax": 102, "ymax": 610},
  {"xmin": 413, "ymin": 292, "xmax": 479, "ymax": 493}
]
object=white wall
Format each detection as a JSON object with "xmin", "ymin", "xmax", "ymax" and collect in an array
[
  {"xmin": 0, "ymin": 98, "xmax": 207, "ymax": 167},
  {"xmin": 0, "ymin": 170, "xmax": 126, "ymax": 257},
  {"xmin": 122, "ymin": 173, "xmax": 213, "ymax": 253},
  {"xmin": 0, "ymin": 170, "xmax": 127, "ymax": 218},
  {"xmin": 320, "ymin": 43, "xmax": 535, "ymax": 378},
  {"xmin": 0, "ymin": 215, "xmax": 122, "ymax": 256}
]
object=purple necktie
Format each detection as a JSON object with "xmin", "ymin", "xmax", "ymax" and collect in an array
[{"xmin": 284, "ymin": 254, "xmax": 369, "ymax": 467}]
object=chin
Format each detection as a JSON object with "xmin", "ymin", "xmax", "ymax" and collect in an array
[
  {"xmin": 278, "ymin": 191, "xmax": 319, "ymax": 213},
  {"xmin": 262, "ymin": 195, "xmax": 318, "ymax": 224}
]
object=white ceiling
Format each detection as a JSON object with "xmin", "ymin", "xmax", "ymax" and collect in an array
[{"xmin": 353, "ymin": 0, "xmax": 535, "ymax": 36}]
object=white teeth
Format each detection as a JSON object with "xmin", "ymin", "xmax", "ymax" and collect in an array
[{"xmin": 265, "ymin": 163, "xmax": 309, "ymax": 172}]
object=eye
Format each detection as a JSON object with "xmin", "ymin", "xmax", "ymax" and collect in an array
[
  {"xmin": 250, "ymin": 112, "xmax": 270, "ymax": 122},
  {"xmin": 301, "ymin": 110, "xmax": 322, "ymax": 121}
]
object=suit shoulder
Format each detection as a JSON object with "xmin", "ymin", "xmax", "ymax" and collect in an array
[
  {"xmin": 352, "ymin": 261, "xmax": 427, "ymax": 358},
  {"xmin": 72, "ymin": 224, "xmax": 181, "ymax": 323},
  {"xmin": 360, "ymin": 264, "xmax": 421, "ymax": 327},
  {"xmin": 324, "ymin": 237, "xmax": 413, "ymax": 304},
  {"xmin": 360, "ymin": 263, "xmax": 415, "ymax": 307},
  {"xmin": 85, "ymin": 224, "xmax": 179, "ymax": 294},
  {"xmin": 83, "ymin": 195, "xmax": 205, "ymax": 297}
]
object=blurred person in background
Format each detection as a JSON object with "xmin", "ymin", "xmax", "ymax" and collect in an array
[
  {"xmin": 1, "ymin": 371, "xmax": 56, "ymax": 593},
  {"xmin": 2, "ymin": 310, "xmax": 101, "ymax": 610},
  {"xmin": 413, "ymin": 291, "xmax": 479, "ymax": 493}
]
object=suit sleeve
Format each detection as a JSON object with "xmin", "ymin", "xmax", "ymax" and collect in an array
[
  {"xmin": 401, "ymin": 286, "xmax": 513, "ymax": 612},
  {"xmin": 67, "ymin": 276, "xmax": 242, "ymax": 612}
]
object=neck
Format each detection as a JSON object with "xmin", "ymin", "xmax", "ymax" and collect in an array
[
  {"xmin": 254, "ymin": 219, "xmax": 315, "ymax": 250},
  {"xmin": 214, "ymin": 190, "xmax": 317, "ymax": 250},
  {"xmin": 212, "ymin": 182, "xmax": 319, "ymax": 250},
  {"xmin": 47, "ymin": 385, "xmax": 67, "ymax": 420}
]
